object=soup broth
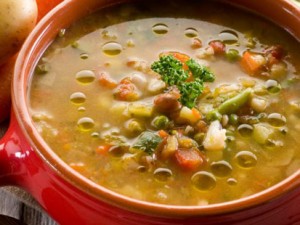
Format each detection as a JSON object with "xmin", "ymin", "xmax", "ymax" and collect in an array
[{"xmin": 29, "ymin": 0, "xmax": 300, "ymax": 205}]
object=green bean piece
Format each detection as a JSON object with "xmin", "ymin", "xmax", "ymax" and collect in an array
[{"xmin": 218, "ymin": 88, "xmax": 252, "ymax": 115}]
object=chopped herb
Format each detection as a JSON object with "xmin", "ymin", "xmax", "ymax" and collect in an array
[
  {"xmin": 132, "ymin": 131, "xmax": 163, "ymax": 154},
  {"xmin": 186, "ymin": 58, "xmax": 215, "ymax": 82},
  {"xmin": 151, "ymin": 55, "xmax": 215, "ymax": 108},
  {"xmin": 178, "ymin": 78, "xmax": 204, "ymax": 109},
  {"xmin": 151, "ymin": 55, "xmax": 189, "ymax": 86}
]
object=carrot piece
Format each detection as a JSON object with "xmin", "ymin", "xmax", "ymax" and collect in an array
[
  {"xmin": 174, "ymin": 148, "xmax": 205, "ymax": 171},
  {"xmin": 96, "ymin": 145, "xmax": 112, "ymax": 155},
  {"xmin": 240, "ymin": 51, "xmax": 266, "ymax": 75},
  {"xmin": 191, "ymin": 107, "xmax": 202, "ymax": 120},
  {"xmin": 158, "ymin": 130, "xmax": 169, "ymax": 139},
  {"xmin": 98, "ymin": 72, "xmax": 117, "ymax": 89}
]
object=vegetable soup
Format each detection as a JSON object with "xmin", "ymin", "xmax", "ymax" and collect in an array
[{"xmin": 28, "ymin": 0, "xmax": 300, "ymax": 205}]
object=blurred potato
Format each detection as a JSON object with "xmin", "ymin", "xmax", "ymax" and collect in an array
[{"xmin": 0, "ymin": 0, "xmax": 37, "ymax": 66}]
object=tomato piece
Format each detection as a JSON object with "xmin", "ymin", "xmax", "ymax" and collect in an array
[
  {"xmin": 264, "ymin": 45, "xmax": 286, "ymax": 66},
  {"xmin": 209, "ymin": 40, "xmax": 226, "ymax": 55},
  {"xmin": 174, "ymin": 148, "xmax": 205, "ymax": 171},
  {"xmin": 113, "ymin": 77, "xmax": 140, "ymax": 101}
]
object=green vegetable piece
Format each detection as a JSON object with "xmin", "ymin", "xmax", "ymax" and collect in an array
[
  {"xmin": 178, "ymin": 78, "xmax": 204, "ymax": 108},
  {"xmin": 151, "ymin": 55, "xmax": 188, "ymax": 86},
  {"xmin": 206, "ymin": 109, "xmax": 222, "ymax": 121},
  {"xmin": 186, "ymin": 58, "xmax": 215, "ymax": 82},
  {"xmin": 226, "ymin": 49, "xmax": 240, "ymax": 62},
  {"xmin": 151, "ymin": 55, "xmax": 216, "ymax": 108},
  {"xmin": 132, "ymin": 131, "xmax": 163, "ymax": 155},
  {"xmin": 35, "ymin": 64, "xmax": 49, "ymax": 75},
  {"xmin": 218, "ymin": 88, "xmax": 252, "ymax": 115},
  {"xmin": 229, "ymin": 114, "xmax": 239, "ymax": 125},
  {"xmin": 126, "ymin": 119, "xmax": 145, "ymax": 134},
  {"xmin": 152, "ymin": 115, "xmax": 170, "ymax": 129}
]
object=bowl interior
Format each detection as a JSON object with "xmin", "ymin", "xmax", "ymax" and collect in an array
[{"xmin": 13, "ymin": 0, "xmax": 300, "ymax": 216}]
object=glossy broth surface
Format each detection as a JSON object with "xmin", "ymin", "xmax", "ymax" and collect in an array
[{"xmin": 29, "ymin": 0, "xmax": 300, "ymax": 205}]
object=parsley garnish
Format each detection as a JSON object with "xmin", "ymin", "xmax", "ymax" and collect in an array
[{"xmin": 151, "ymin": 55, "xmax": 215, "ymax": 108}]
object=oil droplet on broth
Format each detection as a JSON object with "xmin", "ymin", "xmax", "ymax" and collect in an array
[
  {"xmin": 78, "ymin": 106, "xmax": 86, "ymax": 112},
  {"xmin": 70, "ymin": 92, "xmax": 86, "ymax": 105},
  {"xmin": 152, "ymin": 23, "xmax": 169, "ymax": 35},
  {"xmin": 75, "ymin": 70, "xmax": 95, "ymax": 84},
  {"xmin": 77, "ymin": 117, "xmax": 95, "ymax": 131},
  {"xmin": 102, "ymin": 42, "xmax": 122, "ymax": 56},
  {"xmin": 80, "ymin": 53, "xmax": 89, "ymax": 59},
  {"xmin": 219, "ymin": 30, "xmax": 239, "ymax": 45},
  {"xmin": 184, "ymin": 28, "xmax": 198, "ymax": 38},
  {"xmin": 191, "ymin": 171, "xmax": 216, "ymax": 191},
  {"xmin": 235, "ymin": 151, "xmax": 257, "ymax": 168}
]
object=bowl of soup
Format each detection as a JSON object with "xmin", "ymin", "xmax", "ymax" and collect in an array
[{"xmin": 1, "ymin": 0, "xmax": 300, "ymax": 224}]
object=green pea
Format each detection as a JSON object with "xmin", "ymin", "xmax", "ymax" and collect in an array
[
  {"xmin": 226, "ymin": 49, "xmax": 240, "ymax": 62},
  {"xmin": 206, "ymin": 110, "xmax": 222, "ymax": 121},
  {"xmin": 152, "ymin": 115, "xmax": 170, "ymax": 129}
]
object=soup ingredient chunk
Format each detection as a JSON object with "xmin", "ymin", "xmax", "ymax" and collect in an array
[{"xmin": 151, "ymin": 55, "xmax": 215, "ymax": 108}]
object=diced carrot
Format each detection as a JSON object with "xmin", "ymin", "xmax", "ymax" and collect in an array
[
  {"xmin": 158, "ymin": 130, "xmax": 169, "ymax": 139},
  {"xmin": 240, "ymin": 51, "xmax": 266, "ymax": 75},
  {"xmin": 191, "ymin": 108, "xmax": 202, "ymax": 120},
  {"xmin": 96, "ymin": 144, "xmax": 112, "ymax": 155},
  {"xmin": 209, "ymin": 40, "xmax": 226, "ymax": 55},
  {"xmin": 98, "ymin": 72, "xmax": 117, "ymax": 89},
  {"xmin": 174, "ymin": 148, "xmax": 205, "ymax": 171}
]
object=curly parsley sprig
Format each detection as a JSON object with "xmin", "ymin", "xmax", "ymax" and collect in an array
[{"xmin": 151, "ymin": 55, "xmax": 215, "ymax": 108}]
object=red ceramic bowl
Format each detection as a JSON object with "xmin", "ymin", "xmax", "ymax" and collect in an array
[{"xmin": 1, "ymin": 0, "xmax": 300, "ymax": 224}]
